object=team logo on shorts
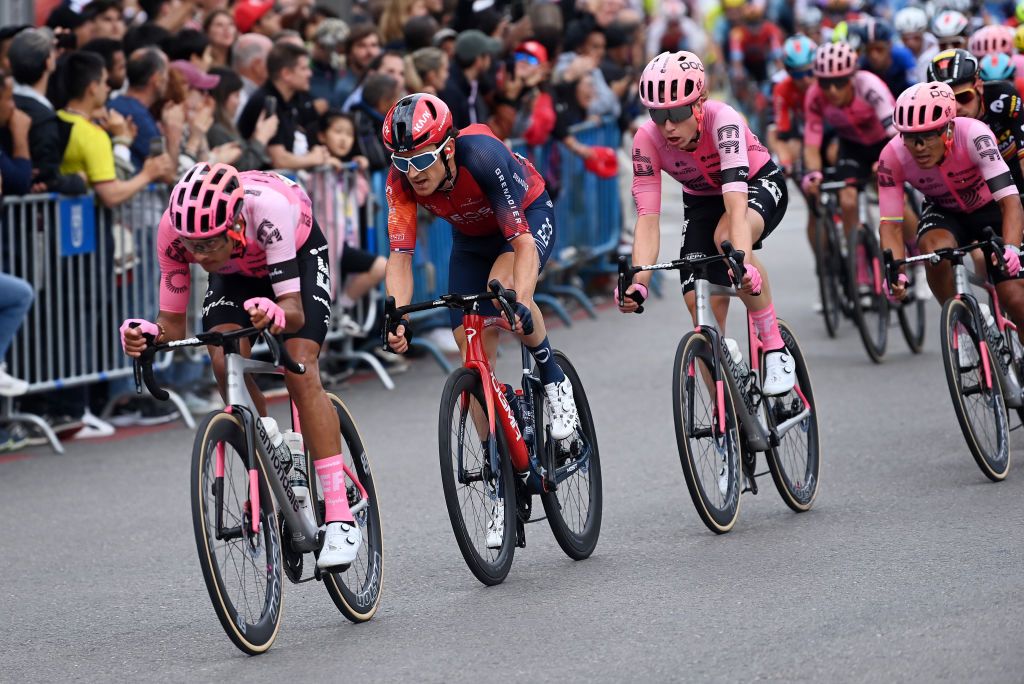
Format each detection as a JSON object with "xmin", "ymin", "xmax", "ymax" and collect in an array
[{"xmin": 759, "ymin": 177, "xmax": 782, "ymax": 204}]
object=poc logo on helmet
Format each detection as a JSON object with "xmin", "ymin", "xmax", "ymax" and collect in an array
[{"xmin": 930, "ymin": 89, "xmax": 955, "ymax": 100}]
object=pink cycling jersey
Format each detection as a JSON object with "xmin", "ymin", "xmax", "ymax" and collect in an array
[
  {"xmin": 877, "ymin": 117, "xmax": 1017, "ymax": 220},
  {"xmin": 157, "ymin": 170, "xmax": 314, "ymax": 313},
  {"xmin": 631, "ymin": 99, "xmax": 771, "ymax": 214},
  {"xmin": 804, "ymin": 70, "xmax": 896, "ymax": 148}
]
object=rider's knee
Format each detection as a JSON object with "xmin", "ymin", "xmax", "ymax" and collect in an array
[
  {"xmin": 838, "ymin": 187, "xmax": 857, "ymax": 210},
  {"xmin": 285, "ymin": 361, "xmax": 323, "ymax": 398}
]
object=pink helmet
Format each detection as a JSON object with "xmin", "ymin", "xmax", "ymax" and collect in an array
[
  {"xmin": 893, "ymin": 82, "xmax": 956, "ymax": 133},
  {"xmin": 638, "ymin": 51, "xmax": 706, "ymax": 108},
  {"xmin": 168, "ymin": 162, "xmax": 244, "ymax": 239},
  {"xmin": 813, "ymin": 42, "xmax": 857, "ymax": 78},
  {"xmin": 967, "ymin": 25, "xmax": 1015, "ymax": 57}
]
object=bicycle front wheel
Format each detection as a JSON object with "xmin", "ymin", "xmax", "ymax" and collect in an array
[
  {"xmin": 672, "ymin": 331, "xmax": 742, "ymax": 534},
  {"xmin": 191, "ymin": 411, "xmax": 283, "ymax": 655},
  {"xmin": 538, "ymin": 350, "xmax": 603, "ymax": 560},
  {"xmin": 940, "ymin": 298, "xmax": 1010, "ymax": 481},
  {"xmin": 897, "ymin": 264, "xmax": 927, "ymax": 354},
  {"xmin": 847, "ymin": 226, "xmax": 889, "ymax": 363},
  {"xmin": 316, "ymin": 393, "xmax": 384, "ymax": 623},
  {"xmin": 814, "ymin": 213, "xmax": 842, "ymax": 338},
  {"xmin": 438, "ymin": 367, "xmax": 517, "ymax": 585}
]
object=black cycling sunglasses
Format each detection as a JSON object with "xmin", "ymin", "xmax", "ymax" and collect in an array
[
  {"xmin": 902, "ymin": 127, "xmax": 946, "ymax": 145},
  {"xmin": 788, "ymin": 68, "xmax": 814, "ymax": 80},
  {"xmin": 819, "ymin": 76, "xmax": 851, "ymax": 90},
  {"xmin": 649, "ymin": 103, "xmax": 697, "ymax": 125}
]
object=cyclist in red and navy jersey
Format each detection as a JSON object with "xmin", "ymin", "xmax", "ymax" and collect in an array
[{"xmin": 382, "ymin": 93, "xmax": 579, "ymax": 446}]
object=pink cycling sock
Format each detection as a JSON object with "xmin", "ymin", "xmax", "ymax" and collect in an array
[
  {"xmin": 315, "ymin": 454, "xmax": 354, "ymax": 523},
  {"xmin": 750, "ymin": 304, "xmax": 785, "ymax": 352}
]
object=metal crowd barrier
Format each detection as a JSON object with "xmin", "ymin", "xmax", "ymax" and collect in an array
[{"xmin": 0, "ymin": 186, "xmax": 194, "ymax": 454}]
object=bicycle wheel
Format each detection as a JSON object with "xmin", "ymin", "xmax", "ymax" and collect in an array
[
  {"xmin": 763, "ymin": 321, "xmax": 821, "ymax": 511},
  {"xmin": 438, "ymin": 367, "xmax": 517, "ymax": 585},
  {"xmin": 672, "ymin": 331, "xmax": 742, "ymax": 534},
  {"xmin": 191, "ymin": 411, "xmax": 282, "ymax": 655},
  {"xmin": 1007, "ymin": 331, "xmax": 1024, "ymax": 429},
  {"xmin": 313, "ymin": 394, "xmax": 384, "ymax": 622},
  {"xmin": 538, "ymin": 350, "xmax": 603, "ymax": 560},
  {"xmin": 847, "ymin": 225, "xmax": 889, "ymax": 363},
  {"xmin": 896, "ymin": 260, "xmax": 927, "ymax": 353},
  {"xmin": 939, "ymin": 298, "xmax": 1010, "ymax": 481},
  {"xmin": 814, "ymin": 213, "xmax": 842, "ymax": 338}
]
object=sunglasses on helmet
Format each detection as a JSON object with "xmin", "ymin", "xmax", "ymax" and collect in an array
[
  {"xmin": 391, "ymin": 141, "xmax": 449, "ymax": 173},
  {"xmin": 649, "ymin": 103, "xmax": 698, "ymax": 125}
]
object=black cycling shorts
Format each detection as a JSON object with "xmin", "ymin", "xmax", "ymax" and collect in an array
[
  {"xmin": 447, "ymin": 192, "xmax": 556, "ymax": 328},
  {"xmin": 679, "ymin": 162, "xmax": 788, "ymax": 293},
  {"xmin": 918, "ymin": 200, "xmax": 1012, "ymax": 284},
  {"xmin": 835, "ymin": 138, "xmax": 887, "ymax": 185},
  {"xmin": 202, "ymin": 220, "xmax": 332, "ymax": 345},
  {"xmin": 340, "ymin": 246, "xmax": 378, "ymax": 277}
]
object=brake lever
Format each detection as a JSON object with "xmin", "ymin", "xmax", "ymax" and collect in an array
[
  {"xmin": 720, "ymin": 240, "xmax": 747, "ymax": 288},
  {"xmin": 262, "ymin": 329, "xmax": 305, "ymax": 374},
  {"xmin": 488, "ymin": 279, "xmax": 519, "ymax": 330}
]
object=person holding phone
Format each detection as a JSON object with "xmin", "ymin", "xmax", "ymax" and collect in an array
[{"xmin": 207, "ymin": 66, "xmax": 279, "ymax": 172}]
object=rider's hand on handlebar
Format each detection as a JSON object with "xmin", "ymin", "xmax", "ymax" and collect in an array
[
  {"xmin": 801, "ymin": 171, "xmax": 823, "ymax": 196},
  {"xmin": 120, "ymin": 319, "xmax": 158, "ymax": 357},
  {"xmin": 387, "ymin": 321, "xmax": 410, "ymax": 354},
  {"xmin": 244, "ymin": 297, "xmax": 286, "ymax": 334},
  {"xmin": 740, "ymin": 264, "xmax": 763, "ymax": 296},
  {"xmin": 1001, "ymin": 245, "xmax": 1022, "ymax": 277},
  {"xmin": 886, "ymin": 273, "xmax": 909, "ymax": 302},
  {"xmin": 615, "ymin": 282, "xmax": 648, "ymax": 314},
  {"xmin": 513, "ymin": 301, "xmax": 535, "ymax": 336}
]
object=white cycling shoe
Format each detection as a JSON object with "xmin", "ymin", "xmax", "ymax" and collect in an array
[
  {"xmin": 543, "ymin": 377, "xmax": 579, "ymax": 441},
  {"xmin": 318, "ymin": 521, "xmax": 362, "ymax": 569},
  {"xmin": 485, "ymin": 501, "xmax": 504, "ymax": 549},
  {"xmin": 762, "ymin": 350, "xmax": 796, "ymax": 396}
]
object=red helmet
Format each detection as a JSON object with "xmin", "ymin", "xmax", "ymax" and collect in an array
[
  {"xmin": 382, "ymin": 93, "xmax": 454, "ymax": 154},
  {"xmin": 168, "ymin": 162, "xmax": 244, "ymax": 239}
]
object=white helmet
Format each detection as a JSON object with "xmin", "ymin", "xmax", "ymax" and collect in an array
[
  {"xmin": 894, "ymin": 7, "xmax": 928, "ymax": 34},
  {"xmin": 932, "ymin": 10, "xmax": 969, "ymax": 38},
  {"xmin": 928, "ymin": 0, "xmax": 971, "ymax": 15}
]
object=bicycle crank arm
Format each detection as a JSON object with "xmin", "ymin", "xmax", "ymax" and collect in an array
[{"xmin": 350, "ymin": 498, "xmax": 369, "ymax": 516}]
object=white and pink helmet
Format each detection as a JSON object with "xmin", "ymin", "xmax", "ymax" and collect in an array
[
  {"xmin": 638, "ymin": 51, "xmax": 706, "ymax": 108},
  {"xmin": 813, "ymin": 42, "xmax": 857, "ymax": 78},
  {"xmin": 168, "ymin": 162, "xmax": 245, "ymax": 239},
  {"xmin": 893, "ymin": 82, "xmax": 956, "ymax": 133},
  {"xmin": 967, "ymin": 25, "xmax": 1015, "ymax": 58}
]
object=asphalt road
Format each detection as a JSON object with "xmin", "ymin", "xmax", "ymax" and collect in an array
[{"xmin": 3, "ymin": 184, "xmax": 1024, "ymax": 683}]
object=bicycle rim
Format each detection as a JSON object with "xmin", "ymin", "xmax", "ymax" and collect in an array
[
  {"xmin": 191, "ymin": 411, "xmax": 282, "ymax": 655},
  {"xmin": 847, "ymin": 226, "xmax": 888, "ymax": 363},
  {"xmin": 318, "ymin": 394, "xmax": 384, "ymax": 622},
  {"xmin": 672, "ymin": 332, "xmax": 742, "ymax": 533},
  {"xmin": 897, "ymin": 266, "xmax": 927, "ymax": 353},
  {"xmin": 764, "ymin": 321, "xmax": 820, "ymax": 511},
  {"xmin": 438, "ymin": 367, "xmax": 516, "ymax": 585},
  {"xmin": 539, "ymin": 351, "xmax": 603, "ymax": 560},
  {"xmin": 815, "ymin": 216, "xmax": 842, "ymax": 337},
  {"xmin": 940, "ymin": 299, "xmax": 1010, "ymax": 481}
]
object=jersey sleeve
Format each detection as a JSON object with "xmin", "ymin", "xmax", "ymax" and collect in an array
[
  {"xmin": 876, "ymin": 141, "xmax": 906, "ymax": 223},
  {"xmin": 156, "ymin": 210, "xmax": 192, "ymax": 313},
  {"xmin": 386, "ymin": 166, "xmax": 418, "ymax": 253},
  {"xmin": 862, "ymin": 73, "xmax": 897, "ymax": 138},
  {"xmin": 804, "ymin": 89, "xmax": 825, "ymax": 148},
  {"xmin": 464, "ymin": 136, "xmax": 534, "ymax": 242},
  {"xmin": 630, "ymin": 126, "xmax": 663, "ymax": 216},
  {"xmin": 772, "ymin": 81, "xmax": 793, "ymax": 135},
  {"xmin": 252, "ymin": 187, "xmax": 303, "ymax": 297},
  {"xmin": 968, "ymin": 121, "xmax": 1016, "ymax": 202},
  {"xmin": 712, "ymin": 106, "xmax": 751, "ymax": 195}
]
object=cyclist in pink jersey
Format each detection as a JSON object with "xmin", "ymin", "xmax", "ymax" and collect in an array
[
  {"xmin": 619, "ymin": 51, "xmax": 795, "ymax": 395},
  {"xmin": 119, "ymin": 162, "xmax": 362, "ymax": 570},
  {"xmin": 879, "ymin": 83, "xmax": 1024, "ymax": 325},
  {"xmin": 802, "ymin": 41, "xmax": 899, "ymax": 239}
]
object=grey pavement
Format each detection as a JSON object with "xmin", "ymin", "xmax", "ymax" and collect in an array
[{"xmin": 3, "ymin": 182, "xmax": 1024, "ymax": 682}]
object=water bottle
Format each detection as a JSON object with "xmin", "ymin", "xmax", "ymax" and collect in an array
[
  {"xmin": 517, "ymin": 387, "xmax": 535, "ymax": 446},
  {"xmin": 502, "ymin": 383, "xmax": 525, "ymax": 435},
  {"xmin": 724, "ymin": 338, "xmax": 752, "ymax": 394},
  {"xmin": 259, "ymin": 417, "xmax": 292, "ymax": 472},
  {"xmin": 980, "ymin": 304, "xmax": 1017, "ymax": 387},
  {"xmin": 282, "ymin": 430, "xmax": 317, "ymax": 529}
]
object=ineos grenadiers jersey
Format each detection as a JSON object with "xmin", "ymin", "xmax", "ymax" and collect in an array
[
  {"xmin": 386, "ymin": 124, "xmax": 546, "ymax": 254},
  {"xmin": 877, "ymin": 117, "xmax": 1017, "ymax": 219},
  {"xmin": 157, "ymin": 170, "xmax": 314, "ymax": 313},
  {"xmin": 631, "ymin": 99, "xmax": 771, "ymax": 214},
  {"xmin": 804, "ymin": 70, "xmax": 897, "ymax": 147},
  {"xmin": 978, "ymin": 80, "xmax": 1024, "ymax": 192}
]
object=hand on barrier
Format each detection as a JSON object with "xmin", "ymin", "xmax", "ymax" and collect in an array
[
  {"xmin": 514, "ymin": 302, "xmax": 535, "ymax": 336},
  {"xmin": 741, "ymin": 264, "xmax": 763, "ymax": 296},
  {"xmin": 120, "ymin": 319, "xmax": 159, "ymax": 357},
  {"xmin": 584, "ymin": 146, "xmax": 618, "ymax": 179},
  {"xmin": 244, "ymin": 297, "xmax": 286, "ymax": 334},
  {"xmin": 387, "ymin": 319, "xmax": 412, "ymax": 355},
  {"xmin": 801, "ymin": 171, "xmax": 823, "ymax": 195},
  {"xmin": 615, "ymin": 282, "xmax": 648, "ymax": 314},
  {"xmin": 1003, "ymin": 246, "xmax": 1021, "ymax": 277},
  {"xmin": 885, "ymin": 273, "xmax": 909, "ymax": 302}
]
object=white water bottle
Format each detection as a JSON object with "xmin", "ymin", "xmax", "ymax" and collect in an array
[
  {"xmin": 724, "ymin": 338, "xmax": 752, "ymax": 392},
  {"xmin": 259, "ymin": 417, "xmax": 292, "ymax": 470},
  {"xmin": 282, "ymin": 430, "xmax": 318, "ymax": 528}
]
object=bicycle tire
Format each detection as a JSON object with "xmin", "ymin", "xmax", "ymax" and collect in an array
[
  {"xmin": 538, "ymin": 350, "xmax": 603, "ymax": 560},
  {"xmin": 191, "ymin": 410, "xmax": 283, "ymax": 655},
  {"xmin": 672, "ymin": 331, "xmax": 742, "ymax": 534},
  {"xmin": 438, "ymin": 367, "xmax": 517, "ymax": 585},
  {"xmin": 846, "ymin": 225, "xmax": 889, "ymax": 363},
  {"xmin": 939, "ymin": 298, "xmax": 1010, "ymax": 481},
  {"xmin": 763, "ymin": 321, "xmax": 821, "ymax": 511},
  {"xmin": 1007, "ymin": 332, "xmax": 1024, "ymax": 430},
  {"xmin": 814, "ymin": 213, "xmax": 842, "ymax": 338},
  {"xmin": 896, "ymin": 295, "xmax": 927, "ymax": 354},
  {"xmin": 316, "ymin": 394, "xmax": 384, "ymax": 623}
]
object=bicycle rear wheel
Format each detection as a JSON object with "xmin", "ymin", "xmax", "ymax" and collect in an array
[
  {"xmin": 763, "ymin": 321, "xmax": 821, "ymax": 511},
  {"xmin": 438, "ymin": 367, "xmax": 517, "ymax": 585},
  {"xmin": 814, "ymin": 213, "xmax": 842, "ymax": 338},
  {"xmin": 191, "ymin": 411, "xmax": 282, "ymax": 655},
  {"xmin": 940, "ymin": 298, "xmax": 1010, "ymax": 481},
  {"xmin": 672, "ymin": 331, "xmax": 742, "ymax": 534},
  {"xmin": 315, "ymin": 394, "xmax": 384, "ymax": 622},
  {"xmin": 847, "ymin": 225, "xmax": 889, "ymax": 363},
  {"xmin": 538, "ymin": 350, "xmax": 603, "ymax": 560}
]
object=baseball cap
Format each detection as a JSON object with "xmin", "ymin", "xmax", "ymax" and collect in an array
[
  {"xmin": 314, "ymin": 18, "xmax": 350, "ymax": 49},
  {"xmin": 234, "ymin": 0, "xmax": 275, "ymax": 34},
  {"xmin": 433, "ymin": 27, "xmax": 457, "ymax": 47},
  {"xmin": 515, "ymin": 40, "xmax": 548, "ymax": 65},
  {"xmin": 454, "ymin": 29, "xmax": 502, "ymax": 63},
  {"xmin": 171, "ymin": 60, "xmax": 221, "ymax": 90}
]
